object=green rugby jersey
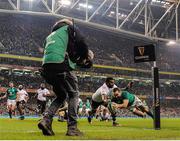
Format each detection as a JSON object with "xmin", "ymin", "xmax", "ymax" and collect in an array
[
  {"xmin": 121, "ymin": 91, "xmax": 135, "ymax": 106},
  {"xmin": 79, "ymin": 101, "xmax": 83, "ymax": 108},
  {"xmin": 6, "ymin": 87, "xmax": 18, "ymax": 100},
  {"xmin": 108, "ymin": 90, "xmax": 135, "ymax": 106},
  {"xmin": 85, "ymin": 100, "xmax": 91, "ymax": 109}
]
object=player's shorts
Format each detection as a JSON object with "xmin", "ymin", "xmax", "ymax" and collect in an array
[
  {"xmin": 7, "ymin": 99, "xmax": 16, "ymax": 107},
  {"xmin": 85, "ymin": 108, "xmax": 91, "ymax": 113},
  {"xmin": 129, "ymin": 96, "xmax": 143, "ymax": 112},
  {"xmin": 78, "ymin": 108, "xmax": 83, "ymax": 113}
]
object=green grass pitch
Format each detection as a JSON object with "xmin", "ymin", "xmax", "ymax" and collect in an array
[{"xmin": 0, "ymin": 118, "xmax": 180, "ymax": 140}]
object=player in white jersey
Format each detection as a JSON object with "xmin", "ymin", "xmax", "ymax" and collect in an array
[
  {"xmin": 36, "ymin": 83, "xmax": 50, "ymax": 115},
  {"xmin": 88, "ymin": 77, "xmax": 119, "ymax": 126},
  {"xmin": 16, "ymin": 85, "xmax": 29, "ymax": 120}
]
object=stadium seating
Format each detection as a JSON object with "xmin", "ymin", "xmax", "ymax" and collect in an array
[{"xmin": 0, "ymin": 13, "xmax": 180, "ymax": 72}]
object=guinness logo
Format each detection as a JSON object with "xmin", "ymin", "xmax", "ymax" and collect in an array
[{"xmin": 138, "ymin": 47, "xmax": 145, "ymax": 56}]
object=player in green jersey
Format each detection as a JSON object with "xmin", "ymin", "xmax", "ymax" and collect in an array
[
  {"xmin": 108, "ymin": 87, "xmax": 153, "ymax": 119},
  {"xmin": 78, "ymin": 98, "xmax": 83, "ymax": 116},
  {"xmin": 85, "ymin": 99, "xmax": 91, "ymax": 116},
  {"xmin": 0, "ymin": 82, "xmax": 18, "ymax": 119}
]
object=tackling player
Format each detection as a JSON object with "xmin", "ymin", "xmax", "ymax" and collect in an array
[
  {"xmin": 108, "ymin": 87, "xmax": 154, "ymax": 119},
  {"xmin": 88, "ymin": 77, "xmax": 119, "ymax": 126},
  {"xmin": 16, "ymin": 85, "xmax": 29, "ymax": 120},
  {"xmin": 0, "ymin": 82, "xmax": 18, "ymax": 119}
]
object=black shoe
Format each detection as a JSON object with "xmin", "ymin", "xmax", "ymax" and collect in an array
[
  {"xmin": 113, "ymin": 122, "xmax": 121, "ymax": 127},
  {"xmin": 88, "ymin": 117, "xmax": 92, "ymax": 124},
  {"xmin": 38, "ymin": 118, "xmax": 55, "ymax": 136},
  {"xmin": 19, "ymin": 116, "xmax": 25, "ymax": 120},
  {"xmin": 66, "ymin": 126, "xmax": 84, "ymax": 136}
]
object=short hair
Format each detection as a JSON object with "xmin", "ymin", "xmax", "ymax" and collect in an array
[
  {"xmin": 106, "ymin": 77, "xmax": 114, "ymax": 83},
  {"xmin": 40, "ymin": 83, "xmax": 45, "ymax": 86},
  {"xmin": 113, "ymin": 87, "xmax": 120, "ymax": 93}
]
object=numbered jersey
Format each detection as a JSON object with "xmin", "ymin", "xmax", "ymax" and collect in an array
[
  {"xmin": 108, "ymin": 90, "xmax": 135, "ymax": 106},
  {"xmin": 6, "ymin": 87, "xmax": 18, "ymax": 100}
]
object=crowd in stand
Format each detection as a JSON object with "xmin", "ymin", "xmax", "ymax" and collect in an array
[
  {"xmin": 0, "ymin": 13, "xmax": 180, "ymax": 117},
  {"xmin": 0, "ymin": 71, "xmax": 180, "ymax": 117},
  {"xmin": 0, "ymin": 13, "xmax": 180, "ymax": 72},
  {"xmin": 1, "ymin": 70, "xmax": 180, "ymax": 97}
]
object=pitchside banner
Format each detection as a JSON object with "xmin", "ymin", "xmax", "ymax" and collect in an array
[{"xmin": 134, "ymin": 44, "xmax": 156, "ymax": 63}]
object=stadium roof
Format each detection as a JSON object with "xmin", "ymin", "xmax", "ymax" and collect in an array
[{"xmin": 0, "ymin": 0, "xmax": 180, "ymax": 41}]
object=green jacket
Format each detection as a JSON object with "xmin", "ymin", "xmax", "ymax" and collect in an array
[{"xmin": 42, "ymin": 25, "xmax": 76, "ymax": 70}]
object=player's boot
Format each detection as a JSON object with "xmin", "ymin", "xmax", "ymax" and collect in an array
[
  {"xmin": 38, "ymin": 117, "xmax": 55, "ymax": 136},
  {"xmin": 88, "ymin": 116, "xmax": 92, "ymax": 124},
  {"xmin": 113, "ymin": 121, "xmax": 121, "ymax": 127},
  {"xmin": 66, "ymin": 125, "xmax": 84, "ymax": 136},
  {"xmin": 19, "ymin": 115, "xmax": 25, "ymax": 120}
]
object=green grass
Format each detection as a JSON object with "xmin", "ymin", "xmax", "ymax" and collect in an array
[{"xmin": 0, "ymin": 118, "xmax": 180, "ymax": 140}]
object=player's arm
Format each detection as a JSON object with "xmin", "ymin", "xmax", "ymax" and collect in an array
[
  {"xmin": 16, "ymin": 90, "xmax": 21, "ymax": 97},
  {"xmin": 16, "ymin": 91, "xmax": 20, "ymax": 101},
  {"xmin": 0, "ymin": 93, "xmax": 7, "ymax": 100},
  {"xmin": 122, "ymin": 82, "xmax": 133, "ymax": 91},
  {"xmin": 101, "ymin": 94, "xmax": 107, "ymax": 102},
  {"xmin": 0, "ymin": 89, "xmax": 9, "ymax": 99},
  {"xmin": 25, "ymin": 92, "xmax": 29, "ymax": 102},
  {"xmin": 116, "ymin": 99, "xmax": 129, "ymax": 109},
  {"xmin": 43, "ymin": 89, "xmax": 51, "ymax": 97}
]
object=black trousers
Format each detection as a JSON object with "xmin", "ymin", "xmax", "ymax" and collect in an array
[{"xmin": 42, "ymin": 68, "xmax": 79, "ymax": 127}]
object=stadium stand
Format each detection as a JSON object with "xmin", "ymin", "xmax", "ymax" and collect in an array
[
  {"xmin": 0, "ymin": 13, "xmax": 180, "ymax": 72},
  {"xmin": 0, "ymin": 13, "xmax": 180, "ymax": 117}
]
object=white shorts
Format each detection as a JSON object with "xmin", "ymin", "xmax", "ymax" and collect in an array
[
  {"xmin": 78, "ymin": 108, "xmax": 83, "ymax": 113},
  {"xmin": 129, "ymin": 96, "xmax": 143, "ymax": 111},
  {"xmin": 86, "ymin": 108, "xmax": 91, "ymax": 113},
  {"xmin": 7, "ymin": 99, "xmax": 16, "ymax": 107}
]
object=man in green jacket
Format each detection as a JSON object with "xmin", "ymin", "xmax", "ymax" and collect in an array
[{"xmin": 38, "ymin": 19, "xmax": 93, "ymax": 136}]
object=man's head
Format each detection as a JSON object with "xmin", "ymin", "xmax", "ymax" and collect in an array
[
  {"xmin": 105, "ymin": 77, "xmax": 115, "ymax": 88},
  {"xmin": 52, "ymin": 18, "xmax": 73, "ymax": 32},
  {"xmin": 40, "ymin": 83, "xmax": 45, "ymax": 90},
  {"xmin": 18, "ymin": 85, "xmax": 23, "ymax": 90},
  {"xmin": 9, "ymin": 82, "xmax": 14, "ymax": 88},
  {"xmin": 113, "ymin": 87, "xmax": 121, "ymax": 98}
]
